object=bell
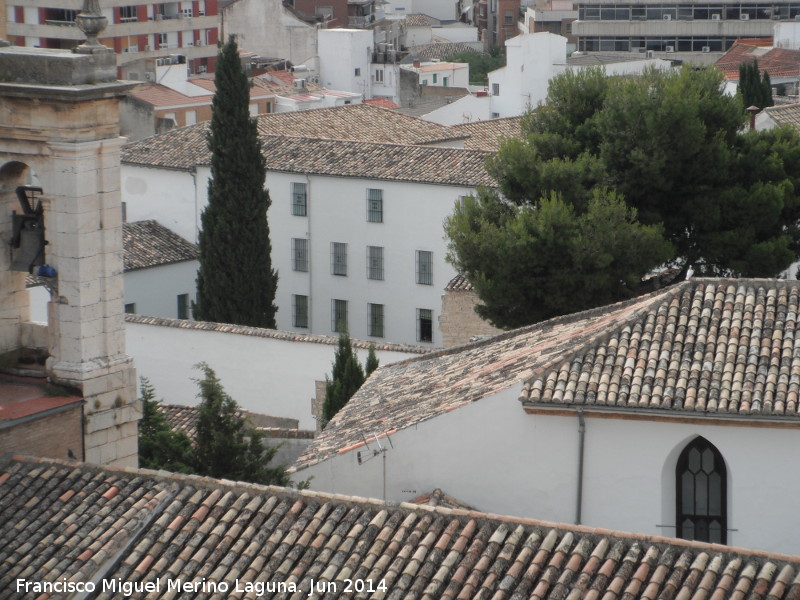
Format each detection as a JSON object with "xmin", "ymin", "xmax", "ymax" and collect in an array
[{"xmin": 11, "ymin": 221, "xmax": 45, "ymax": 272}]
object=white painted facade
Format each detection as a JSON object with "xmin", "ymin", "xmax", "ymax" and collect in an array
[
  {"xmin": 402, "ymin": 61, "xmax": 470, "ymax": 88},
  {"xmin": 296, "ymin": 381, "xmax": 800, "ymax": 556},
  {"xmin": 318, "ymin": 29, "xmax": 374, "ymax": 99},
  {"xmin": 124, "ymin": 260, "xmax": 198, "ymax": 319},
  {"xmin": 774, "ymin": 21, "xmax": 800, "ymax": 49},
  {"xmin": 422, "ymin": 93, "xmax": 492, "ymax": 124},
  {"xmin": 222, "ymin": 0, "xmax": 318, "ymax": 67},
  {"xmin": 370, "ymin": 63, "xmax": 402, "ymax": 104},
  {"xmin": 126, "ymin": 319, "xmax": 421, "ymax": 429},
  {"xmin": 121, "ymin": 163, "xmax": 477, "ymax": 347},
  {"xmin": 432, "ymin": 23, "xmax": 480, "ymax": 43}
]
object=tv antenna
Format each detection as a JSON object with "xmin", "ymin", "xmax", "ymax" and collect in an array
[{"xmin": 357, "ymin": 430, "xmax": 394, "ymax": 500}]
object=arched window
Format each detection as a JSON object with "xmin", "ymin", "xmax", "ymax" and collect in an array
[{"xmin": 676, "ymin": 437, "xmax": 727, "ymax": 543}]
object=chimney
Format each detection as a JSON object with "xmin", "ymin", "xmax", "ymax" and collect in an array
[{"xmin": 413, "ymin": 60, "xmax": 421, "ymax": 68}]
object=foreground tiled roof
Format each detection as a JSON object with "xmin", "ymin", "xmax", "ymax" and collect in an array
[
  {"xmin": 452, "ymin": 116, "xmax": 524, "ymax": 151},
  {"xmin": 716, "ymin": 42, "xmax": 800, "ymax": 80},
  {"xmin": 158, "ymin": 404, "xmax": 300, "ymax": 440},
  {"xmin": 762, "ymin": 103, "xmax": 800, "ymax": 133},
  {"xmin": 123, "ymin": 220, "xmax": 199, "ymax": 271},
  {"xmin": 364, "ymin": 97, "xmax": 400, "ymax": 109},
  {"xmin": 411, "ymin": 41, "xmax": 482, "ymax": 59},
  {"xmin": 2, "ymin": 455, "xmax": 800, "ymax": 600},
  {"xmin": 124, "ymin": 134, "xmax": 495, "ymax": 187},
  {"xmin": 296, "ymin": 279, "xmax": 800, "ymax": 470}
]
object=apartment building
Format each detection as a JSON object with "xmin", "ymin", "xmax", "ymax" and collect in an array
[{"xmin": 5, "ymin": 0, "xmax": 220, "ymax": 74}]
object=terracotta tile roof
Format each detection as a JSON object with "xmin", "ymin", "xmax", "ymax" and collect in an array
[
  {"xmin": 412, "ymin": 41, "xmax": 482, "ymax": 59},
  {"xmin": 415, "ymin": 62, "xmax": 468, "ymax": 72},
  {"xmin": 762, "ymin": 103, "xmax": 800, "ymax": 132},
  {"xmin": 128, "ymin": 82, "xmax": 212, "ymax": 108},
  {"xmin": 123, "ymin": 134, "xmax": 494, "ymax": 186},
  {"xmin": 0, "ymin": 376, "xmax": 82, "ymax": 422},
  {"xmin": 188, "ymin": 77, "xmax": 277, "ymax": 100},
  {"xmin": 125, "ymin": 314, "xmax": 431, "ymax": 354},
  {"xmin": 409, "ymin": 488, "xmax": 476, "ymax": 510},
  {"xmin": 364, "ymin": 97, "xmax": 400, "ymax": 109},
  {"xmin": 405, "ymin": 13, "xmax": 437, "ymax": 26},
  {"xmin": 521, "ymin": 280, "xmax": 800, "ymax": 416},
  {"xmin": 158, "ymin": 404, "xmax": 302, "ymax": 440},
  {"xmin": 123, "ymin": 220, "xmax": 199, "ymax": 271},
  {"xmin": 296, "ymin": 279, "xmax": 800, "ymax": 470},
  {"xmin": 3, "ymin": 454, "xmax": 800, "ymax": 600},
  {"xmin": 445, "ymin": 273, "xmax": 475, "ymax": 291},
  {"xmin": 452, "ymin": 116, "xmax": 524, "ymax": 151},
  {"xmin": 715, "ymin": 42, "xmax": 800, "ymax": 80}
]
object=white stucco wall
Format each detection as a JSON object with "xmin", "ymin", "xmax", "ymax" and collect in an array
[
  {"xmin": 774, "ymin": 22, "xmax": 800, "ymax": 50},
  {"xmin": 423, "ymin": 94, "xmax": 492, "ymax": 125},
  {"xmin": 412, "ymin": 0, "xmax": 457, "ymax": 21},
  {"xmin": 433, "ymin": 24, "xmax": 480, "ymax": 43},
  {"xmin": 318, "ymin": 29, "xmax": 374, "ymax": 98},
  {"xmin": 370, "ymin": 64, "xmax": 401, "ymax": 104},
  {"xmin": 126, "ymin": 320, "xmax": 421, "ymax": 429},
  {"xmin": 121, "ymin": 163, "xmax": 476, "ymax": 347},
  {"xmin": 124, "ymin": 260, "xmax": 198, "ymax": 319},
  {"xmin": 297, "ymin": 382, "xmax": 800, "ymax": 555},
  {"xmin": 223, "ymin": 0, "xmax": 318, "ymax": 66}
]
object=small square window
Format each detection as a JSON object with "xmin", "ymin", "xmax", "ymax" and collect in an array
[
  {"xmin": 417, "ymin": 308, "xmax": 433, "ymax": 343},
  {"xmin": 331, "ymin": 242, "xmax": 347, "ymax": 276},
  {"xmin": 292, "ymin": 182, "xmax": 307, "ymax": 216},
  {"xmin": 177, "ymin": 294, "xmax": 189, "ymax": 319},
  {"xmin": 433, "ymin": 73, "xmax": 438, "ymax": 83},
  {"xmin": 293, "ymin": 294, "xmax": 309, "ymax": 328},
  {"xmin": 368, "ymin": 303, "xmax": 384, "ymax": 337},
  {"xmin": 416, "ymin": 250, "xmax": 433, "ymax": 285},
  {"xmin": 367, "ymin": 246, "xmax": 384, "ymax": 280},
  {"xmin": 355, "ymin": 67, "xmax": 361, "ymax": 76},
  {"xmin": 292, "ymin": 238, "xmax": 309, "ymax": 272},
  {"xmin": 332, "ymin": 299, "xmax": 348, "ymax": 332},
  {"xmin": 367, "ymin": 189, "xmax": 383, "ymax": 222},
  {"xmin": 124, "ymin": 303, "xmax": 136, "ymax": 314},
  {"xmin": 492, "ymin": 83, "xmax": 500, "ymax": 95}
]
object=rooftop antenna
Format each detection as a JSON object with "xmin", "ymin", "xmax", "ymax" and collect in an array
[{"xmin": 357, "ymin": 429, "xmax": 393, "ymax": 500}]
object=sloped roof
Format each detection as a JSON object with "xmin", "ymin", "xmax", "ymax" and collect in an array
[
  {"xmin": 762, "ymin": 103, "xmax": 800, "ymax": 132},
  {"xmin": 2, "ymin": 454, "xmax": 800, "ymax": 599},
  {"xmin": 452, "ymin": 116, "xmax": 524, "ymax": 151},
  {"xmin": 364, "ymin": 97, "xmax": 401, "ymax": 109},
  {"xmin": 158, "ymin": 404, "xmax": 300, "ymax": 440},
  {"xmin": 296, "ymin": 279, "xmax": 800, "ymax": 470},
  {"xmin": 123, "ymin": 220, "xmax": 199, "ymax": 271},
  {"xmin": 444, "ymin": 273, "xmax": 475, "ymax": 291},
  {"xmin": 128, "ymin": 83, "xmax": 212, "ymax": 108},
  {"xmin": 716, "ymin": 42, "xmax": 800, "ymax": 80},
  {"xmin": 124, "ymin": 134, "xmax": 494, "ymax": 187},
  {"xmin": 405, "ymin": 13, "xmax": 438, "ymax": 26},
  {"xmin": 412, "ymin": 41, "xmax": 482, "ymax": 59}
]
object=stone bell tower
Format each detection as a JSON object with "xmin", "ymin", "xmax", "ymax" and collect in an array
[{"xmin": 0, "ymin": 1, "xmax": 139, "ymax": 466}]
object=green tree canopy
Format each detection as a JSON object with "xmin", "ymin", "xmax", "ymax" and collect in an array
[
  {"xmin": 447, "ymin": 65, "xmax": 800, "ymax": 329},
  {"xmin": 194, "ymin": 363, "xmax": 290, "ymax": 486},
  {"xmin": 137, "ymin": 377, "xmax": 194, "ymax": 473},
  {"xmin": 444, "ymin": 46, "xmax": 505, "ymax": 85},
  {"xmin": 194, "ymin": 35, "xmax": 278, "ymax": 327},
  {"xmin": 322, "ymin": 333, "xmax": 366, "ymax": 427},
  {"xmin": 739, "ymin": 58, "xmax": 773, "ymax": 110}
]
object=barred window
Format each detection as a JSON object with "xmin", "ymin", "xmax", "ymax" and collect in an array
[
  {"xmin": 368, "ymin": 303, "xmax": 384, "ymax": 337},
  {"xmin": 331, "ymin": 242, "xmax": 347, "ymax": 276},
  {"xmin": 332, "ymin": 299, "xmax": 348, "ymax": 332},
  {"xmin": 416, "ymin": 250, "xmax": 433, "ymax": 285},
  {"xmin": 293, "ymin": 294, "xmax": 309, "ymax": 328},
  {"xmin": 292, "ymin": 238, "xmax": 308, "ymax": 272},
  {"xmin": 292, "ymin": 182, "xmax": 307, "ymax": 216},
  {"xmin": 367, "ymin": 246, "xmax": 384, "ymax": 280},
  {"xmin": 417, "ymin": 308, "xmax": 433, "ymax": 343},
  {"xmin": 367, "ymin": 189, "xmax": 383, "ymax": 223}
]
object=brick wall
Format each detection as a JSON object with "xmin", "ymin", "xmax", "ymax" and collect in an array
[
  {"xmin": 0, "ymin": 404, "xmax": 84, "ymax": 461},
  {"xmin": 439, "ymin": 288, "xmax": 502, "ymax": 348}
]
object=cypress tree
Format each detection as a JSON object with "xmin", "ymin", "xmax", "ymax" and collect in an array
[
  {"xmin": 365, "ymin": 343, "xmax": 379, "ymax": 377},
  {"xmin": 321, "ymin": 333, "xmax": 366, "ymax": 427},
  {"xmin": 194, "ymin": 35, "xmax": 278, "ymax": 327}
]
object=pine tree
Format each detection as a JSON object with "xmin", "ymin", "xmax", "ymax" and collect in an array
[
  {"xmin": 321, "ymin": 333, "xmax": 365, "ymax": 427},
  {"xmin": 137, "ymin": 377, "xmax": 194, "ymax": 473},
  {"xmin": 194, "ymin": 35, "xmax": 278, "ymax": 327},
  {"xmin": 193, "ymin": 363, "xmax": 290, "ymax": 485}
]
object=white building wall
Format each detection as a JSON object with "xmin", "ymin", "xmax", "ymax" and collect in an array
[
  {"xmin": 405, "ymin": 25, "xmax": 434, "ymax": 47},
  {"xmin": 370, "ymin": 64, "xmax": 401, "ymax": 104},
  {"xmin": 297, "ymin": 381, "xmax": 800, "ymax": 555},
  {"xmin": 126, "ymin": 320, "xmax": 420, "ymax": 429},
  {"xmin": 433, "ymin": 24, "xmax": 480, "ymax": 43},
  {"xmin": 489, "ymin": 32, "xmax": 568, "ymax": 117},
  {"xmin": 318, "ymin": 29, "xmax": 374, "ymax": 98},
  {"xmin": 412, "ymin": 0, "xmax": 456, "ymax": 21},
  {"xmin": 774, "ymin": 21, "xmax": 800, "ymax": 49},
  {"xmin": 124, "ymin": 260, "xmax": 198, "ymax": 319},
  {"xmin": 422, "ymin": 93, "xmax": 492, "ymax": 125}
]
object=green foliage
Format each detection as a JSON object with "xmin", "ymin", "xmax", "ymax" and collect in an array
[
  {"xmin": 365, "ymin": 344, "xmax": 379, "ymax": 377},
  {"xmin": 447, "ymin": 65, "xmax": 800, "ymax": 328},
  {"xmin": 193, "ymin": 363, "xmax": 290, "ymax": 486},
  {"xmin": 137, "ymin": 377, "xmax": 194, "ymax": 473},
  {"xmin": 322, "ymin": 333, "xmax": 366, "ymax": 427},
  {"xmin": 738, "ymin": 59, "xmax": 773, "ymax": 109},
  {"xmin": 195, "ymin": 35, "xmax": 278, "ymax": 328},
  {"xmin": 444, "ymin": 46, "xmax": 505, "ymax": 85},
  {"xmin": 446, "ymin": 189, "xmax": 672, "ymax": 327}
]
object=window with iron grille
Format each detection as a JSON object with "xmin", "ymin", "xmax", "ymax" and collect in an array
[
  {"xmin": 676, "ymin": 437, "xmax": 727, "ymax": 544},
  {"xmin": 368, "ymin": 303, "xmax": 384, "ymax": 337},
  {"xmin": 367, "ymin": 189, "xmax": 383, "ymax": 222},
  {"xmin": 332, "ymin": 299, "xmax": 348, "ymax": 332},
  {"xmin": 331, "ymin": 242, "xmax": 347, "ymax": 276},
  {"xmin": 416, "ymin": 250, "xmax": 433, "ymax": 285},
  {"xmin": 177, "ymin": 294, "xmax": 189, "ymax": 319},
  {"xmin": 292, "ymin": 238, "xmax": 308, "ymax": 272},
  {"xmin": 417, "ymin": 308, "xmax": 433, "ymax": 343},
  {"xmin": 293, "ymin": 294, "xmax": 309, "ymax": 328},
  {"xmin": 292, "ymin": 182, "xmax": 307, "ymax": 216},
  {"xmin": 367, "ymin": 246, "xmax": 384, "ymax": 280}
]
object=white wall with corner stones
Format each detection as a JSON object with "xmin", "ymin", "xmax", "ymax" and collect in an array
[
  {"xmin": 296, "ymin": 380, "xmax": 800, "ymax": 555},
  {"xmin": 125, "ymin": 319, "xmax": 422, "ymax": 429}
]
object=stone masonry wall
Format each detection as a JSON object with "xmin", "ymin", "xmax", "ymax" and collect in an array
[
  {"xmin": 439, "ymin": 289, "xmax": 503, "ymax": 348},
  {"xmin": 0, "ymin": 404, "xmax": 84, "ymax": 460}
]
